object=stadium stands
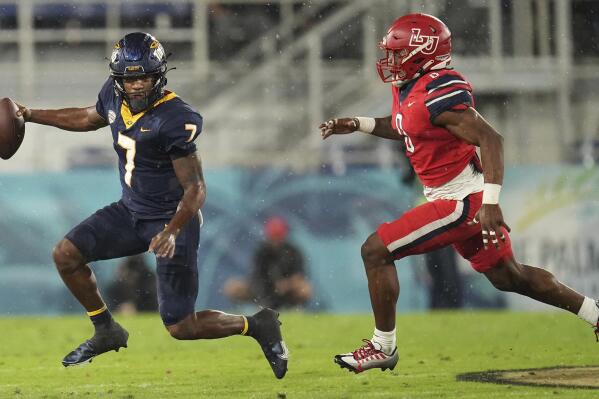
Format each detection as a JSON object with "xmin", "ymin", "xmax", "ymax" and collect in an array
[{"xmin": 0, "ymin": 0, "xmax": 597, "ymax": 171}]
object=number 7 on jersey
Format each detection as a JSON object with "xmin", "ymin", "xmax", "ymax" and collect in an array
[
  {"xmin": 117, "ymin": 124, "xmax": 199, "ymax": 187},
  {"xmin": 117, "ymin": 132, "xmax": 136, "ymax": 187}
]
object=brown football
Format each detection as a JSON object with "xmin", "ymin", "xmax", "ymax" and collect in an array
[{"xmin": 0, "ymin": 97, "xmax": 25, "ymax": 160}]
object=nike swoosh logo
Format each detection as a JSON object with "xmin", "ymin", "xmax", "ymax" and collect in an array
[
  {"xmin": 140, "ymin": 127, "xmax": 151, "ymax": 132},
  {"xmin": 407, "ymin": 102, "xmax": 415, "ymax": 107}
]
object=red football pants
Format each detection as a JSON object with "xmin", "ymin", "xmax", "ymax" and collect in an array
[{"xmin": 377, "ymin": 191, "xmax": 513, "ymax": 272}]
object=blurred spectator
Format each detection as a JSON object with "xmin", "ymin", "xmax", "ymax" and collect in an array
[
  {"xmin": 224, "ymin": 216, "xmax": 312, "ymax": 309},
  {"xmin": 106, "ymin": 254, "xmax": 158, "ymax": 315},
  {"xmin": 423, "ymin": 246, "xmax": 463, "ymax": 309}
]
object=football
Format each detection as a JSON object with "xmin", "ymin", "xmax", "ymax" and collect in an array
[{"xmin": 0, "ymin": 97, "xmax": 25, "ymax": 160}]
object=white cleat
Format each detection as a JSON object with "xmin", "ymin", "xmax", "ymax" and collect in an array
[{"xmin": 334, "ymin": 339, "xmax": 399, "ymax": 373}]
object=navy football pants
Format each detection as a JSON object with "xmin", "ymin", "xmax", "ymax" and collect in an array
[{"xmin": 65, "ymin": 201, "xmax": 200, "ymax": 325}]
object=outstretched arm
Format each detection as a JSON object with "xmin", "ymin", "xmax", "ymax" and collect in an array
[
  {"xmin": 149, "ymin": 151, "xmax": 206, "ymax": 258},
  {"xmin": 319, "ymin": 116, "xmax": 400, "ymax": 140},
  {"xmin": 16, "ymin": 104, "xmax": 107, "ymax": 132},
  {"xmin": 433, "ymin": 107, "xmax": 511, "ymax": 248}
]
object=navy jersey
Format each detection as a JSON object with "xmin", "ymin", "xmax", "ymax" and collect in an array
[{"xmin": 96, "ymin": 78, "xmax": 203, "ymax": 219}]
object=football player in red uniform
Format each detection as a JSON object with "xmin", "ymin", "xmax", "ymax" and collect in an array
[{"xmin": 320, "ymin": 13, "xmax": 599, "ymax": 374}]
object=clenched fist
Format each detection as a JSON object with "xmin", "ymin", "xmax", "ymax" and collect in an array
[
  {"xmin": 319, "ymin": 117, "xmax": 358, "ymax": 139},
  {"xmin": 14, "ymin": 102, "xmax": 31, "ymax": 121}
]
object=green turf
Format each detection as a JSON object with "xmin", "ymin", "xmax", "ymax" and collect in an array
[{"xmin": 0, "ymin": 311, "xmax": 597, "ymax": 398}]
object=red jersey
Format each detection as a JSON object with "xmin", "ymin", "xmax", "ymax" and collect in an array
[{"xmin": 391, "ymin": 69, "xmax": 477, "ymax": 187}]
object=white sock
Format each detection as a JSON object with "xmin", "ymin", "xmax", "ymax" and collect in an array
[
  {"xmin": 372, "ymin": 327, "xmax": 396, "ymax": 354},
  {"xmin": 577, "ymin": 297, "xmax": 599, "ymax": 325}
]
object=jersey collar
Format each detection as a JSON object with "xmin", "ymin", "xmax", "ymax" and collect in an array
[
  {"xmin": 399, "ymin": 79, "xmax": 417, "ymax": 103},
  {"xmin": 399, "ymin": 67, "xmax": 454, "ymax": 103}
]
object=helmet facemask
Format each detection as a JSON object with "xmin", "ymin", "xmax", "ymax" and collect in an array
[
  {"xmin": 376, "ymin": 47, "xmax": 411, "ymax": 86},
  {"xmin": 114, "ymin": 72, "xmax": 167, "ymax": 114}
]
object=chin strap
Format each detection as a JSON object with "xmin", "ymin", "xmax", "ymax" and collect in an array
[{"xmin": 392, "ymin": 58, "xmax": 452, "ymax": 86}]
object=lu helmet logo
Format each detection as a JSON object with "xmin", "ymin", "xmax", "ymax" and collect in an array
[{"xmin": 408, "ymin": 28, "xmax": 439, "ymax": 54}]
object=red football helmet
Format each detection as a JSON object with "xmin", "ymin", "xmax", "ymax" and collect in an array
[{"xmin": 376, "ymin": 13, "xmax": 452, "ymax": 85}]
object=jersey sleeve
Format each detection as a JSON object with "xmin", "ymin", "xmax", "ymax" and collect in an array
[
  {"xmin": 424, "ymin": 72, "xmax": 474, "ymax": 121},
  {"xmin": 161, "ymin": 111, "xmax": 203, "ymax": 158},
  {"xmin": 95, "ymin": 78, "xmax": 114, "ymax": 121}
]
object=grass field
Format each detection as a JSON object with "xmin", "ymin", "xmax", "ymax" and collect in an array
[{"xmin": 1, "ymin": 311, "xmax": 598, "ymax": 398}]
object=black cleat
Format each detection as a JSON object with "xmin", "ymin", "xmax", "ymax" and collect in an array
[
  {"xmin": 62, "ymin": 322, "xmax": 129, "ymax": 367},
  {"xmin": 249, "ymin": 308, "xmax": 289, "ymax": 379}
]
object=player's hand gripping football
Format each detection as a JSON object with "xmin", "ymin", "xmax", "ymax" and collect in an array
[
  {"xmin": 14, "ymin": 102, "xmax": 31, "ymax": 121},
  {"xmin": 319, "ymin": 118, "xmax": 358, "ymax": 139},
  {"xmin": 469, "ymin": 204, "xmax": 511, "ymax": 250},
  {"xmin": 149, "ymin": 227, "xmax": 179, "ymax": 258}
]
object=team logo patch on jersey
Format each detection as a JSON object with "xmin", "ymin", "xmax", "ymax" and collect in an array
[
  {"xmin": 108, "ymin": 110, "xmax": 116, "ymax": 124},
  {"xmin": 409, "ymin": 28, "xmax": 439, "ymax": 54}
]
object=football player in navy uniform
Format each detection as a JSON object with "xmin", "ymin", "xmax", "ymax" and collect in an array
[{"xmin": 15, "ymin": 32, "xmax": 288, "ymax": 379}]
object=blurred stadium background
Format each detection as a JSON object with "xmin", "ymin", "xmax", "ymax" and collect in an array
[{"xmin": 0, "ymin": 0, "xmax": 598, "ymax": 318}]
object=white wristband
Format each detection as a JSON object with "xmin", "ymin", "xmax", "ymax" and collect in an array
[
  {"xmin": 355, "ymin": 117, "xmax": 375, "ymax": 134},
  {"xmin": 482, "ymin": 183, "xmax": 502, "ymax": 204}
]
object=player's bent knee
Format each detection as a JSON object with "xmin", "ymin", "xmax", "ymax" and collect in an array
[
  {"xmin": 488, "ymin": 276, "xmax": 513, "ymax": 292},
  {"xmin": 166, "ymin": 324, "xmax": 188, "ymax": 340},
  {"xmin": 486, "ymin": 259, "xmax": 530, "ymax": 293},
  {"xmin": 166, "ymin": 319, "xmax": 194, "ymax": 340},
  {"xmin": 52, "ymin": 239, "xmax": 84, "ymax": 274},
  {"xmin": 361, "ymin": 233, "xmax": 392, "ymax": 266}
]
